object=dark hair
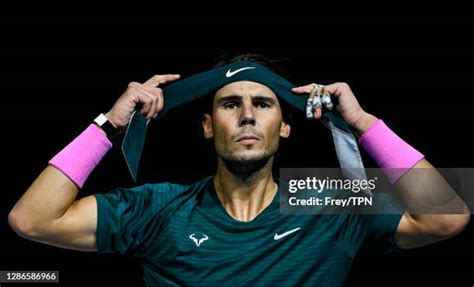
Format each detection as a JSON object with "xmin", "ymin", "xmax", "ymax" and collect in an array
[
  {"xmin": 202, "ymin": 53, "xmax": 294, "ymax": 125},
  {"xmin": 213, "ymin": 53, "xmax": 288, "ymax": 78}
]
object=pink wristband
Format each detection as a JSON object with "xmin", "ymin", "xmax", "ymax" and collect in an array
[
  {"xmin": 359, "ymin": 120, "xmax": 424, "ymax": 183},
  {"xmin": 49, "ymin": 124, "xmax": 112, "ymax": 188}
]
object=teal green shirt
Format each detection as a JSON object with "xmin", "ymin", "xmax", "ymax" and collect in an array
[{"xmin": 95, "ymin": 176, "xmax": 402, "ymax": 286}]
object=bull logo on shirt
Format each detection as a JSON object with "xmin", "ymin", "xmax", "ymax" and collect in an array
[{"xmin": 189, "ymin": 233, "xmax": 209, "ymax": 247}]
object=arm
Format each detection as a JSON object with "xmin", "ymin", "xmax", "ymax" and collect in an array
[
  {"xmin": 293, "ymin": 82, "xmax": 470, "ymax": 250},
  {"xmin": 353, "ymin": 114, "xmax": 470, "ymax": 249},
  {"xmin": 392, "ymin": 159, "xmax": 470, "ymax": 249},
  {"xmin": 8, "ymin": 166, "xmax": 98, "ymax": 251},
  {"xmin": 8, "ymin": 74, "xmax": 180, "ymax": 251}
]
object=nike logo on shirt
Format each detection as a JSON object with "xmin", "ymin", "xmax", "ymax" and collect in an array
[
  {"xmin": 225, "ymin": 67, "xmax": 256, "ymax": 78},
  {"xmin": 273, "ymin": 227, "xmax": 301, "ymax": 240}
]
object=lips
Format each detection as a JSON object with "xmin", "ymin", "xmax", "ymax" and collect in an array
[{"xmin": 236, "ymin": 134, "xmax": 260, "ymax": 142}]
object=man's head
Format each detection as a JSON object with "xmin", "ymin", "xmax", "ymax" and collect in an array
[
  {"xmin": 202, "ymin": 81, "xmax": 291, "ymax": 163},
  {"xmin": 200, "ymin": 54, "xmax": 291, "ymax": 169}
]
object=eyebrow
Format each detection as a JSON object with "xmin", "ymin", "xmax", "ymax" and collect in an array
[{"xmin": 217, "ymin": 95, "xmax": 276, "ymax": 105}]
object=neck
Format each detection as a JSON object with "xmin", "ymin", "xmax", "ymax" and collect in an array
[{"xmin": 214, "ymin": 156, "xmax": 278, "ymax": 222}]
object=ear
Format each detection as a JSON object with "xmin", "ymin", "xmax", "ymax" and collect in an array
[
  {"xmin": 280, "ymin": 121, "xmax": 291, "ymax": 138},
  {"xmin": 202, "ymin": 114, "xmax": 214, "ymax": 139}
]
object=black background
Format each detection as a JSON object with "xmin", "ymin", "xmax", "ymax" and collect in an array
[{"xmin": 1, "ymin": 16, "xmax": 473, "ymax": 286}]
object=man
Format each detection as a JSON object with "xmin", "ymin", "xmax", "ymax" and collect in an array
[{"xmin": 8, "ymin": 54, "xmax": 470, "ymax": 286}]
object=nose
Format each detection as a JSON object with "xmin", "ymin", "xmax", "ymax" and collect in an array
[{"xmin": 239, "ymin": 102, "xmax": 256, "ymax": 126}]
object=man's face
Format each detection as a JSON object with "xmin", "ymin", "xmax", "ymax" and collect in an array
[{"xmin": 202, "ymin": 81, "xmax": 291, "ymax": 163}]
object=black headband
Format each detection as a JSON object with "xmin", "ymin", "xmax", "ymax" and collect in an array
[{"xmin": 121, "ymin": 61, "xmax": 363, "ymax": 183}]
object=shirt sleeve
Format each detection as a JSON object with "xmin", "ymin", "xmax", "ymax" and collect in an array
[
  {"xmin": 357, "ymin": 213, "xmax": 404, "ymax": 256},
  {"xmin": 94, "ymin": 182, "xmax": 188, "ymax": 255},
  {"xmin": 336, "ymin": 192, "xmax": 404, "ymax": 258},
  {"xmin": 355, "ymin": 192, "xmax": 404, "ymax": 257}
]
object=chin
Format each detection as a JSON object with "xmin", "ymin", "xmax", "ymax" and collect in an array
[{"xmin": 231, "ymin": 151, "xmax": 269, "ymax": 163}]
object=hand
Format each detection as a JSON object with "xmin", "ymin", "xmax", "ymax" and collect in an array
[
  {"xmin": 292, "ymin": 82, "xmax": 378, "ymax": 137},
  {"xmin": 105, "ymin": 74, "xmax": 181, "ymax": 129}
]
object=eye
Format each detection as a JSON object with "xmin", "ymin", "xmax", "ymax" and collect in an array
[
  {"xmin": 224, "ymin": 102, "xmax": 239, "ymax": 110},
  {"xmin": 256, "ymin": 102, "xmax": 270, "ymax": 109}
]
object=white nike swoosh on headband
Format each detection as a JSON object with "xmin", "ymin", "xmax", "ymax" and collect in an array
[{"xmin": 225, "ymin": 67, "xmax": 256, "ymax": 78}]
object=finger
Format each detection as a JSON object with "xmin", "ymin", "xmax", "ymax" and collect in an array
[
  {"xmin": 321, "ymin": 94, "xmax": 333, "ymax": 110},
  {"xmin": 155, "ymin": 92, "xmax": 164, "ymax": 117},
  {"xmin": 312, "ymin": 93, "xmax": 322, "ymax": 110},
  {"xmin": 312, "ymin": 91, "xmax": 322, "ymax": 120},
  {"xmin": 306, "ymin": 96, "xmax": 314, "ymax": 119},
  {"xmin": 292, "ymin": 84, "xmax": 317, "ymax": 94},
  {"xmin": 149, "ymin": 93, "xmax": 162, "ymax": 119},
  {"xmin": 144, "ymin": 74, "xmax": 180, "ymax": 87},
  {"xmin": 133, "ymin": 86, "xmax": 159, "ymax": 119},
  {"xmin": 136, "ymin": 85, "xmax": 164, "ymax": 118},
  {"xmin": 136, "ymin": 92, "xmax": 155, "ymax": 118},
  {"xmin": 141, "ymin": 97, "xmax": 154, "ymax": 118},
  {"xmin": 306, "ymin": 87, "xmax": 319, "ymax": 119},
  {"xmin": 145, "ymin": 87, "xmax": 164, "ymax": 118},
  {"xmin": 141, "ymin": 86, "xmax": 163, "ymax": 118},
  {"xmin": 314, "ymin": 107, "xmax": 322, "ymax": 119},
  {"xmin": 147, "ymin": 94, "xmax": 158, "ymax": 119},
  {"xmin": 320, "ymin": 82, "xmax": 351, "ymax": 99}
]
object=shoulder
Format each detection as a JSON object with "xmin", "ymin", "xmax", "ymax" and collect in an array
[{"xmin": 95, "ymin": 176, "xmax": 214, "ymax": 212}]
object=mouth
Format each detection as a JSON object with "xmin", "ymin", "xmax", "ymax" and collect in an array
[{"xmin": 236, "ymin": 134, "xmax": 260, "ymax": 144}]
